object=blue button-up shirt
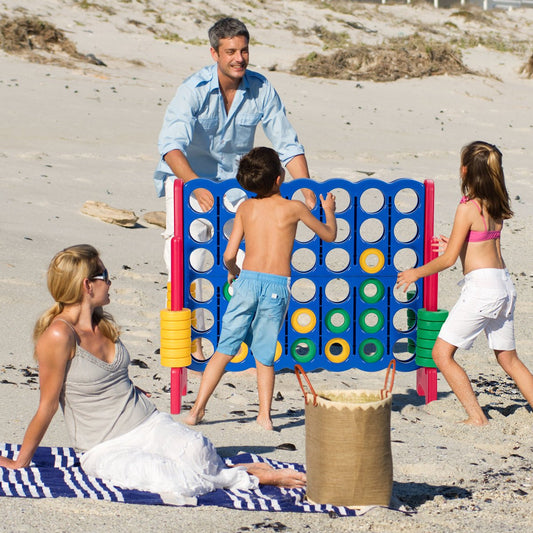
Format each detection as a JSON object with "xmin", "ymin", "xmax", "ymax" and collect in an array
[{"xmin": 153, "ymin": 64, "xmax": 305, "ymax": 197}]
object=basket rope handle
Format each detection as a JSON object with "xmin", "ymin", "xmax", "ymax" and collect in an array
[
  {"xmin": 381, "ymin": 359, "xmax": 396, "ymax": 399},
  {"xmin": 294, "ymin": 364, "xmax": 317, "ymax": 406}
]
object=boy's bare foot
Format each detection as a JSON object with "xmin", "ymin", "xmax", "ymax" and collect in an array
[
  {"xmin": 242, "ymin": 463, "xmax": 306, "ymax": 488},
  {"xmin": 461, "ymin": 417, "xmax": 489, "ymax": 426},
  {"xmin": 184, "ymin": 408, "xmax": 205, "ymax": 426},
  {"xmin": 256, "ymin": 415, "xmax": 274, "ymax": 431}
]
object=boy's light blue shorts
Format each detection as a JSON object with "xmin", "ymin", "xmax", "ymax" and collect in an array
[{"xmin": 217, "ymin": 270, "xmax": 291, "ymax": 366}]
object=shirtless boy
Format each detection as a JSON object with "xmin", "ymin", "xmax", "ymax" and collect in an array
[{"xmin": 185, "ymin": 147, "xmax": 337, "ymax": 430}]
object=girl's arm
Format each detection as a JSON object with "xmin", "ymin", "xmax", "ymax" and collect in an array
[
  {"xmin": 223, "ymin": 207, "xmax": 245, "ymax": 283},
  {"xmin": 0, "ymin": 324, "xmax": 73, "ymax": 469},
  {"xmin": 297, "ymin": 192, "xmax": 337, "ymax": 242},
  {"xmin": 396, "ymin": 204, "xmax": 471, "ymax": 291}
]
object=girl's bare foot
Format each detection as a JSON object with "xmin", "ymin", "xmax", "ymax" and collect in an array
[{"xmin": 184, "ymin": 408, "xmax": 204, "ymax": 426}]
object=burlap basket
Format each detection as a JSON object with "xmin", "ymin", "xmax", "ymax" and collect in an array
[{"xmin": 295, "ymin": 361, "xmax": 395, "ymax": 507}]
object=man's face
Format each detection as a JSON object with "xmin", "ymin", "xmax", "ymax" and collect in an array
[{"xmin": 211, "ymin": 35, "xmax": 249, "ymax": 83}]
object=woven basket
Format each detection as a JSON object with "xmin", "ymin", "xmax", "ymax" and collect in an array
[{"xmin": 295, "ymin": 361, "xmax": 395, "ymax": 507}]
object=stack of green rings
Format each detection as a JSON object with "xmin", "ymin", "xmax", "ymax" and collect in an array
[{"xmin": 415, "ymin": 308, "xmax": 449, "ymax": 368}]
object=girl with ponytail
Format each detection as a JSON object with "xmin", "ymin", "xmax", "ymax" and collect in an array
[{"xmin": 397, "ymin": 141, "xmax": 533, "ymax": 425}]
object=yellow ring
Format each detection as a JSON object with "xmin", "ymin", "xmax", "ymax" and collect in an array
[
  {"xmin": 160, "ymin": 346, "xmax": 191, "ymax": 357},
  {"xmin": 324, "ymin": 338, "xmax": 350, "ymax": 363},
  {"xmin": 359, "ymin": 248, "xmax": 385, "ymax": 274},
  {"xmin": 291, "ymin": 308, "xmax": 317, "ymax": 334},
  {"xmin": 160, "ymin": 338, "xmax": 191, "ymax": 349},
  {"xmin": 160, "ymin": 328, "xmax": 191, "ymax": 340},
  {"xmin": 230, "ymin": 343, "xmax": 249, "ymax": 364},
  {"xmin": 274, "ymin": 341, "xmax": 283, "ymax": 362},
  {"xmin": 161, "ymin": 356, "xmax": 191, "ymax": 368},
  {"xmin": 160, "ymin": 308, "xmax": 192, "ymax": 322}
]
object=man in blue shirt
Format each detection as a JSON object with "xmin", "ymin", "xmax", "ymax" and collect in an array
[{"xmin": 154, "ymin": 17, "xmax": 311, "ymax": 274}]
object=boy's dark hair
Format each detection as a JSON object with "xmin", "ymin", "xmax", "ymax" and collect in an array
[
  {"xmin": 208, "ymin": 18, "xmax": 249, "ymax": 51},
  {"xmin": 236, "ymin": 147, "xmax": 282, "ymax": 197}
]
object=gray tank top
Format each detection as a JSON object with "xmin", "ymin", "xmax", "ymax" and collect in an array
[{"xmin": 59, "ymin": 327, "xmax": 157, "ymax": 451}]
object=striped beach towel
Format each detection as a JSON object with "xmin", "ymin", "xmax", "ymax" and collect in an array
[{"xmin": 0, "ymin": 444, "xmax": 368, "ymax": 515}]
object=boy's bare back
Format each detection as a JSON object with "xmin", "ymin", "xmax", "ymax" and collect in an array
[{"xmin": 224, "ymin": 192, "xmax": 336, "ymax": 278}]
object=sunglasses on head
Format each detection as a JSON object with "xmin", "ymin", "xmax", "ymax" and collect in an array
[{"xmin": 90, "ymin": 268, "xmax": 110, "ymax": 283}]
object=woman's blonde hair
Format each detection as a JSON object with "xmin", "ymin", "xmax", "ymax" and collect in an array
[
  {"xmin": 460, "ymin": 141, "xmax": 513, "ymax": 220},
  {"xmin": 33, "ymin": 244, "xmax": 119, "ymax": 351}
]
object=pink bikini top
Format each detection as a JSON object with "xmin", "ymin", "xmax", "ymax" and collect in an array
[{"xmin": 460, "ymin": 196, "xmax": 501, "ymax": 242}]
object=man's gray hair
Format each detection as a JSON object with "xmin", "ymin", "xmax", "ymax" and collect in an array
[{"xmin": 208, "ymin": 18, "xmax": 249, "ymax": 50}]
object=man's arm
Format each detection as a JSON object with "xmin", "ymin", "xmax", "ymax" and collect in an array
[{"xmin": 164, "ymin": 150, "xmax": 214, "ymax": 212}]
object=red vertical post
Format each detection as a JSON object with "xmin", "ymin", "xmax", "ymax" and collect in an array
[
  {"xmin": 170, "ymin": 179, "xmax": 186, "ymax": 414},
  {"xmin": 418, "ymin": 179, "xmax": 438, "ymax": 403},
  {"xmin": 423, "ymin": 180, "xmax": 438, "ymax": 312}
]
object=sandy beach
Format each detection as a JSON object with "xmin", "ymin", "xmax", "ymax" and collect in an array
[{"xmin": 1, "ymin": 0, "xmax": 533, "ymax": 531}]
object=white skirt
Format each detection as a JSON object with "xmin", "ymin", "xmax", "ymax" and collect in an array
[{"xmin": 81, "ymin": 411, "xmax": 258, "ymax": 505}]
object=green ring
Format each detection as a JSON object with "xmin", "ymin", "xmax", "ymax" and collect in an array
[
  {"xmin": 416, "ymin": 337, "xmax": 437, "ymax": 350},
  {"xmin": 416, "ymin": 346, "xmax": 434, "ymax": 358},
  {"xmin": 290, "ymin": 338, "xmax": 317, "ymax": 363},
  {"xmin": 359, "ymin": 278, "xmax": 385, "ymax": 304},
  {"xmin": 223, "ymin": 282, "xmax": 233, "ymax": 302},
  {"xmin": 325, "ymin": 308, "xmax": 350, "ymax": 333},
  {"xmin": 358, "ymin": 338, "xmax": 384, "ymax": 363},
  {"xmin": 359, "ymin": 308, "xmax": 385, "ymax": 334},
  {"xmin": 417, "ymin": 308, "xmax": 449, "ymax": 322},
  {"xmin": 415, "ymin": 355, "xmax": 437, "ymax": 368},
  {"xmin": 417, "ymin": 319, "xmax": 446, "ymax": 331},
  {"xmin": 417, "ymin": 328, "xmax": 440, "ymax": 341}
]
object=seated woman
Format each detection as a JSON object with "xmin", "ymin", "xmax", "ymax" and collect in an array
[{"xmin": 0, "ymin": 244, "xmax": 305, "ymax": 504}]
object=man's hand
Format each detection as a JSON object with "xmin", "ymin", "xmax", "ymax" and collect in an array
[
  {"xmin": 302, "ymin": 188, "xmax": 316, "ymax": 210},
  {"xmin": 192, "ymin": 188, "xmax": 215, "ymax": 212}
]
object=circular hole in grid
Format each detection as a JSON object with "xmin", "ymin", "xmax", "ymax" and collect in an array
[
  {"xmin": 325, "ymin": 278, "xmax": 350, "ymax": 303},
  {"xmin": 189, "ymin": 188, "xmax": 214, "ymax": 213},
  {"xmin": 394, "ymin": 218, "xmax": 419, "ymax": 243},
  {"xmin": 359, "ymin": 218, "xmax": 385, "ymax": 244},
  {"xmin": 189, "ymin": 278, "xmax": 214, "ymax": 303},
  {"xmin": 360, "ymin": 188, "xmax": 385, "ymax": 214},
  {"xmin": 191, "ymin": 337, "xmax": 215, "ymax": 361},
  {"xmin": 394, "ymin": 188, "xmax": 419, "ymax": 214},
  {"xmin": 295, "ymin": 221, "xmax": 316, "ymax": 243},
  {"xmin": 334, "ymin": 218, "xmax": 351, "ymax": 243},
  {"xmin": 189, "ymin": 248, "xmax": 214, "ymax": 273},
  {"xmin": 329, "ymin": 188, "xmax": 350, "ymax": 213},
  {"xmin": 393, "ymin": 248, "xmax": 418, "ymax": 271},
  {"xmin": 291, "ymin": 248, "xmax": 317, "ymax": 273},
  {"xmin": 325, "ymin": 248, "xmax": 350, "ymax": 273},
  {"xmin": 392, "ymin": 337, "xmax": 416, "ymax": 362},
  {"xmin": 291, "ymin": 278, "xmax": 316, "ymax": 303},
  {"xmin": 393, "ymin": 308, "xmax": 414, "ymax": 333},
  {"xmin": 291, "ymin": 188, "xmax": 317, "ymax": 209},
  {"xmin": 223, "ymin": 188, "xmax": 248, "ymax": 213},
  {"xmin": 191, "ymin": 308, "xmax": 214, "ymax": 333},
  {"xmin": 189, "ymin": 218, "xmax": 214, "ymax": 243},
  {"xmin": 393, "ymin": 284, "xmax": 418, "ymax": 304},
  {"xmin": 223, "ymin": 219, "xmax": 234, "ymax": 239}
]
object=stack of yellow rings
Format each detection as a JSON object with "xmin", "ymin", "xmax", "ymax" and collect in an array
[{"xmin": 160, "ymin": 284, "xmax": 192, "ymax": 368}]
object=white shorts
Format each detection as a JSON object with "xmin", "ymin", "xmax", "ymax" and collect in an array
[{"xmin": 438, "ymin": 268, "xmax": 516, "ymax": 351}]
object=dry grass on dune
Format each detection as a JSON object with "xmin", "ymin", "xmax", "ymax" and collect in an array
[
  {"xmin": 0, "ymin": 15, "xmax": 103, "ymax": 67},
  {"xmin": 291, "ymin": 34, "xmax": 474, "ymax": 82}
]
